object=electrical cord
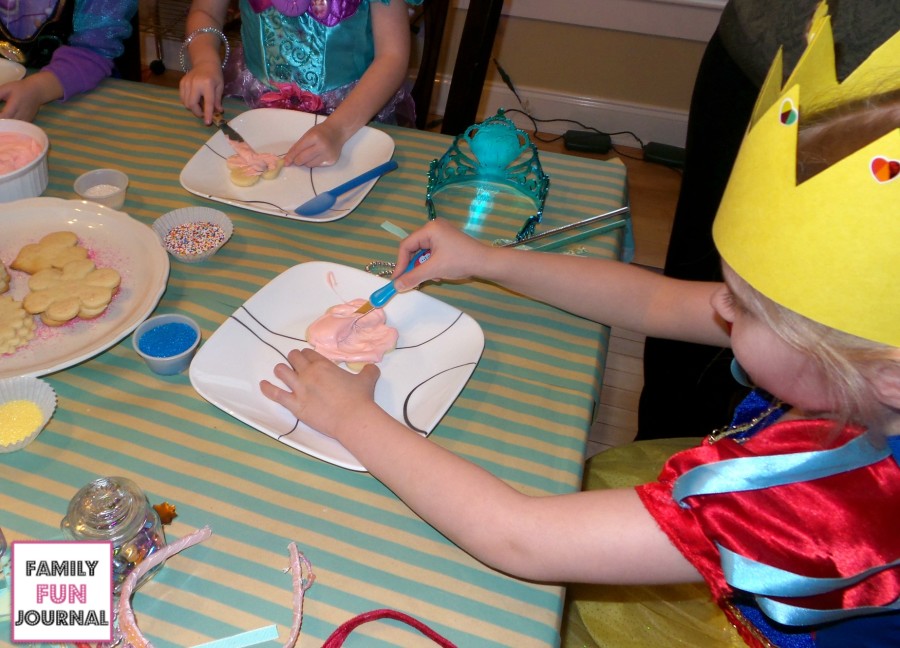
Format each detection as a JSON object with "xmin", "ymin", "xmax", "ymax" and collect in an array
[{"xmin": 493, "ymin": 59, "xmax": 648, "ymax": 160}]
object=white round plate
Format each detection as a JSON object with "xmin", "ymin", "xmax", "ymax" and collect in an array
[{"xmin": 0, "ymin": 198, "xmax": 170, "ymax": 378}]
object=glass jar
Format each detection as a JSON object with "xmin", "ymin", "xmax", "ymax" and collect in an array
[{"xmin": 60, "ymin": 476, "xmax": 167, "ymax": 594}]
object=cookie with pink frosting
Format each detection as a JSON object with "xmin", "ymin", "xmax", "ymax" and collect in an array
[
  {"xmin": 307, "ymin": 299, "xmax": 398, "ymax": 372},
  {"xmin": 226, "ymin": 140, "xmax": 284, "ymax": 186}
]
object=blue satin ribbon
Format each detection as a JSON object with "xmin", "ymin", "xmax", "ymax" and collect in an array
[
  {"xmin": 672, "ymin": 428, "xmax": 898, "ymax": 628},
  {"xmin": 673, "ymin": 431, "xmax": 891, "ymax": 508},
  {"xmin": 719, "ymin": 545, "xmax": 900, "ymax": 626}
]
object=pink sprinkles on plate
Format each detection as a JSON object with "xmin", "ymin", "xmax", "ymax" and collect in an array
[{"xmin": 164, "ymin": 221, "xmax": 226, "ymax": 256}]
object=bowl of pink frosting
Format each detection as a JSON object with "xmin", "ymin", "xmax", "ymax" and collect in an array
[{"xmin": 0, "ymin": 119, "xmax": 49, "ymax": 203}]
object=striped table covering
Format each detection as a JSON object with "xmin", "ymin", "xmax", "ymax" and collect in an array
[{"xmin": 1, "ymin": 79, "xmax": 627, "ymax": 647}]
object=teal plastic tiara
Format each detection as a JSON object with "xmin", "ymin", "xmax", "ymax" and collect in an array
[{"xmin": 426, "ymin": 110, "xmax": 550, "ymax": 241}]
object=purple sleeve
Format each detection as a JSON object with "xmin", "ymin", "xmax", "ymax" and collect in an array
[{"xmin": 43, "ymin": 0, "xmax": 139, "ymax": 99}]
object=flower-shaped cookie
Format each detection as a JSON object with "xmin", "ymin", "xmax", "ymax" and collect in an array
[
  {"xmin": 11, "ymin": 231, "xmax": 89, "ymax": 274},
  {"xmin": 24, "ymin": 259, "xmax": 121, "ymax": 326},
  {"xmin": 0, "ymin": 295, "xmax": 36, "ymax": 354},
  {"xmin": 0, "ymin": 263, "xmax": 9, "ymax": 294}
]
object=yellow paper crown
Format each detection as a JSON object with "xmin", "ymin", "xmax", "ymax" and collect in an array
[{"xmin": 713, "ymin": 4, "xmax": 900, "ymax": 347}]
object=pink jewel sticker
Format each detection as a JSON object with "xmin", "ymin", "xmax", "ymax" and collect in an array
[{"xmin": 871, "ymin": 156, "xmax": 900, "ymax": 183}]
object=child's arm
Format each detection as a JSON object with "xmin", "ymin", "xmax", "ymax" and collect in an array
[
  {"xmin": 392, "ymin": 219, "xmax": 731, "ymax": 347},
  {"xmin": 260, "ymin": 349, "xmax": 701, "ymax": 584},
  {"xmin": 179, "ymin": 0, "xmax": 232, "ymax": 125},
  {"xmin": 284, "ymin": 0, "xmax": 411, "ymax": 167}
]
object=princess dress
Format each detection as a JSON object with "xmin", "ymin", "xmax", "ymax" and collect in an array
[
  {"xmin": 565, "ymin": 391, "xmax": 900, "ymax": 647},
  {"xmin": 224, "ymin": 0, "xmax": 421, "ymax": 125}
]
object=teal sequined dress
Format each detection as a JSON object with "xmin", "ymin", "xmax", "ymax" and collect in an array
[{"xmin": 224, "ymin": 0, "xmax": 422, "ymax": 125}]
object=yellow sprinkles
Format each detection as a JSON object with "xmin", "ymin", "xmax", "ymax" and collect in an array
[{"xmin": 0, "ymin": 399, "xmax": 43, "ymax": 446}]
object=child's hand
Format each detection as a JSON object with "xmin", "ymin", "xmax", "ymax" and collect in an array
[
  {"xmin": 284, "ymin": 121, "xmax": 344, "ymax": 168},
  {"xmin": 260, "ymin": 348, "xmax": 381, "ymax": 440},
  {"xmin": 392, "ymin": 219, "xmax": 491, "ymax": 292},
  {"xmin": 0, "ymin": 73, "xmax": 62, "ymax": 121},
  {"xmin": 179, "ymin": 63, "xmax": 224, "ymax": 125}
]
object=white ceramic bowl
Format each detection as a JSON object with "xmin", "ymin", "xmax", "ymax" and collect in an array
[
  {"xmin": 0, "ymin": 119, "xmax": 49, "ymax": 203},
  {"xmin": 0, "ymin": 59, "xmax": 26, "ymax": 85},
  {"xmin": 0, "ymin": 376, "xmax": 57, "ymax": 452},
  {"xmin": 152, "ymin": 207, "xmax": 233, "ymax": 263}
]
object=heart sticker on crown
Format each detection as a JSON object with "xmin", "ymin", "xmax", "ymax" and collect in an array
[
  {"xmin": 779, "ymin": 98, "xmax": 798, "ymax": 126},
  {"xmin": 871, "ymin": 157, "xmax": 900, "ymax": 183}
]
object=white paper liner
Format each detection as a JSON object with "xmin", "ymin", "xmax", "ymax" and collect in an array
[
  {"xmin": 152, "ymin": 207, "xmax": 233, "ymax": 264},
  {"xmin": 0, "ymin": 376, "xmax": 56, "ymax": 452}
]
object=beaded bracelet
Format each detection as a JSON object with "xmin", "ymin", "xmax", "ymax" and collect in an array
[{"xmin": 180, "ymin": 27, "xmax": 231, "ymax": 72}]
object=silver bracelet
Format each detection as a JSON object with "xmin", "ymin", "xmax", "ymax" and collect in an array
[{"xmin": 180, "ymin": 27, "xmax": 231, "ymax": 73}]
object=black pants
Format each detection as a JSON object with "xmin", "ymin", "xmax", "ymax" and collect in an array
[{"xmin": 637, "ymin": 31, "xmax": 759, "ymax": 440}]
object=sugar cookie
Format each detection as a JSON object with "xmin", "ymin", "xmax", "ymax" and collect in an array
[
  {"xmin": 24, "ymin": 258, "xmax": 121, "ymax": 326},
  {"xmin": 0, "ymin": 295, "xmax": 36, "ymax": 354},
  {"xmin": 0, "ymin": 263, "xmax": 9, "ymax": 294},
  {"xmin": 11, "ymin": 231, "xmax": 89, "ymax": 274}
]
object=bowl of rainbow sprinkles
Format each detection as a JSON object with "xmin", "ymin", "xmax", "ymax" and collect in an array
[
  {"xmin": 0, "ymin": 376, "xmax": 57, "ymax": 452},
  {"xmin": 153, "ymin": 207, "xmax": 233, "ymax": 263}
]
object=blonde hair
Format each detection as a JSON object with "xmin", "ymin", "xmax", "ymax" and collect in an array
[{"xmin": 733, "ymin": 273, "xmax": 899, "ymax": 430}]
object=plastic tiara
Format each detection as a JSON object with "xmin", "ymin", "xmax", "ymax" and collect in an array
[
  {"xmin": 712, "ymin": 3, "xmax": 900, "ymax": 347},
  {"xmin": 426, "ymin": 110, "xmax": 550, "ymax": 241}
]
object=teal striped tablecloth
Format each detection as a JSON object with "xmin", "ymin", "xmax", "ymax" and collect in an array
[{"xmin": 1, "ymin": 79, "xmax": 627, "ymax": 647}]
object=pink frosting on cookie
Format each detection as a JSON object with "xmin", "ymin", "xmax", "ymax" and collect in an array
[
  {"xmin": 225, "ymin": 140, "xmax": 280, "ymax": 176},
  {"xmin": 307, "ymin": 299, "xmax": 398, "ymax": 364},
  {"xmin": 0, "ymin": 133, "xmax": 42, "ymax": 175}
]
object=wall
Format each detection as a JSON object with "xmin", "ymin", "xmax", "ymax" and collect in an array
[{"xmin": 423, "ymin": 0, "xmax": 725, "ymax": 147}]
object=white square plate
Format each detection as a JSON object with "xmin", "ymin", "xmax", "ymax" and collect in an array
[
  {"xmin": 189, "ymin": 262, "xmax": 484, "ymax": 471},
  {"xmin": 179, "ymin": 108, "xmax": 395, "ymax": 221}
]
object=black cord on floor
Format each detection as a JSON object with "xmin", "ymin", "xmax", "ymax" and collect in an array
[{"xmin": 493, "ymin": 60, "xmax": 648, "ymax": 157}]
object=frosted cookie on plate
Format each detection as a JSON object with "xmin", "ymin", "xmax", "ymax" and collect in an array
[
  {"xmin": 307, "ymin": 299, "xmax": 398, "ymax": 373},
  {"xmin": 226, "ymin": 141, "xmax": 284, "ymax": 187}
]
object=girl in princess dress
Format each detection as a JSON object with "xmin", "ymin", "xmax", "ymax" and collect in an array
[
  {"xmin": 179, "ymin": 0, "xmax": 421, "ymax": 168},
  {"xmin": 259, "ymin": 14, "xmax": 900, "ymax": 648},
  {"xmin": 0, "ymin": 0, "xmax": 137, "ymax": 121}
]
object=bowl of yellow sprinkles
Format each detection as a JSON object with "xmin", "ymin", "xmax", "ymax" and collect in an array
[{"xmin": 0, "ymin": 376, "xmax": 56, "ymax": 452}]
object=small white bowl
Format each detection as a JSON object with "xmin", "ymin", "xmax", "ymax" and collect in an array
[
  {"xmin": 0, "ymin": 376, "xmax": 57, "ymax": 452},
  {"xmin": 74, "ymin": 168, "xmax": 129, "ymax": 210},
  {"xmin": 0, "ymin": 120, "xmax": 49, "ymax": 203},
  {"xmin": 0, "ymin": 59, "xmax": 26, "ymax": 85},
  {"xmin": 152, "ymin": 207, "xmax": 233, "ymax": 264},
  {"xmin": 132, "ymin": 313, "xmax": 202, "ymax": 375}
]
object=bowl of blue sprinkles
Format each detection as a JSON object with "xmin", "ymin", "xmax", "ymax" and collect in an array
[{"xmin": 132, "ymin": 313, "xmax": 201, "ymax": 375}]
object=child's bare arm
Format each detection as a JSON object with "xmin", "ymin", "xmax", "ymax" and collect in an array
[
  {"xmin": 179, "ymin": 0, "xmax": 231, "ymax": 124},
  {"xmin": 259, "ymin": 349, "xmax": 700, "ymax": 584},
  {"xmin": 393, "ymin": 219, "xmax": 731, "ymax": 347}
]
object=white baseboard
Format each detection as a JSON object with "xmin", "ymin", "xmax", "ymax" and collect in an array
[{"xmin": 428, "ymin": 75, "xmax": 689, "ymax": 148}]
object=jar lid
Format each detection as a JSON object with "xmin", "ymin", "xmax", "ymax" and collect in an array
[{"xmin": 60, "ymin": 476, "xmax": 150, "ymax": 544}]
